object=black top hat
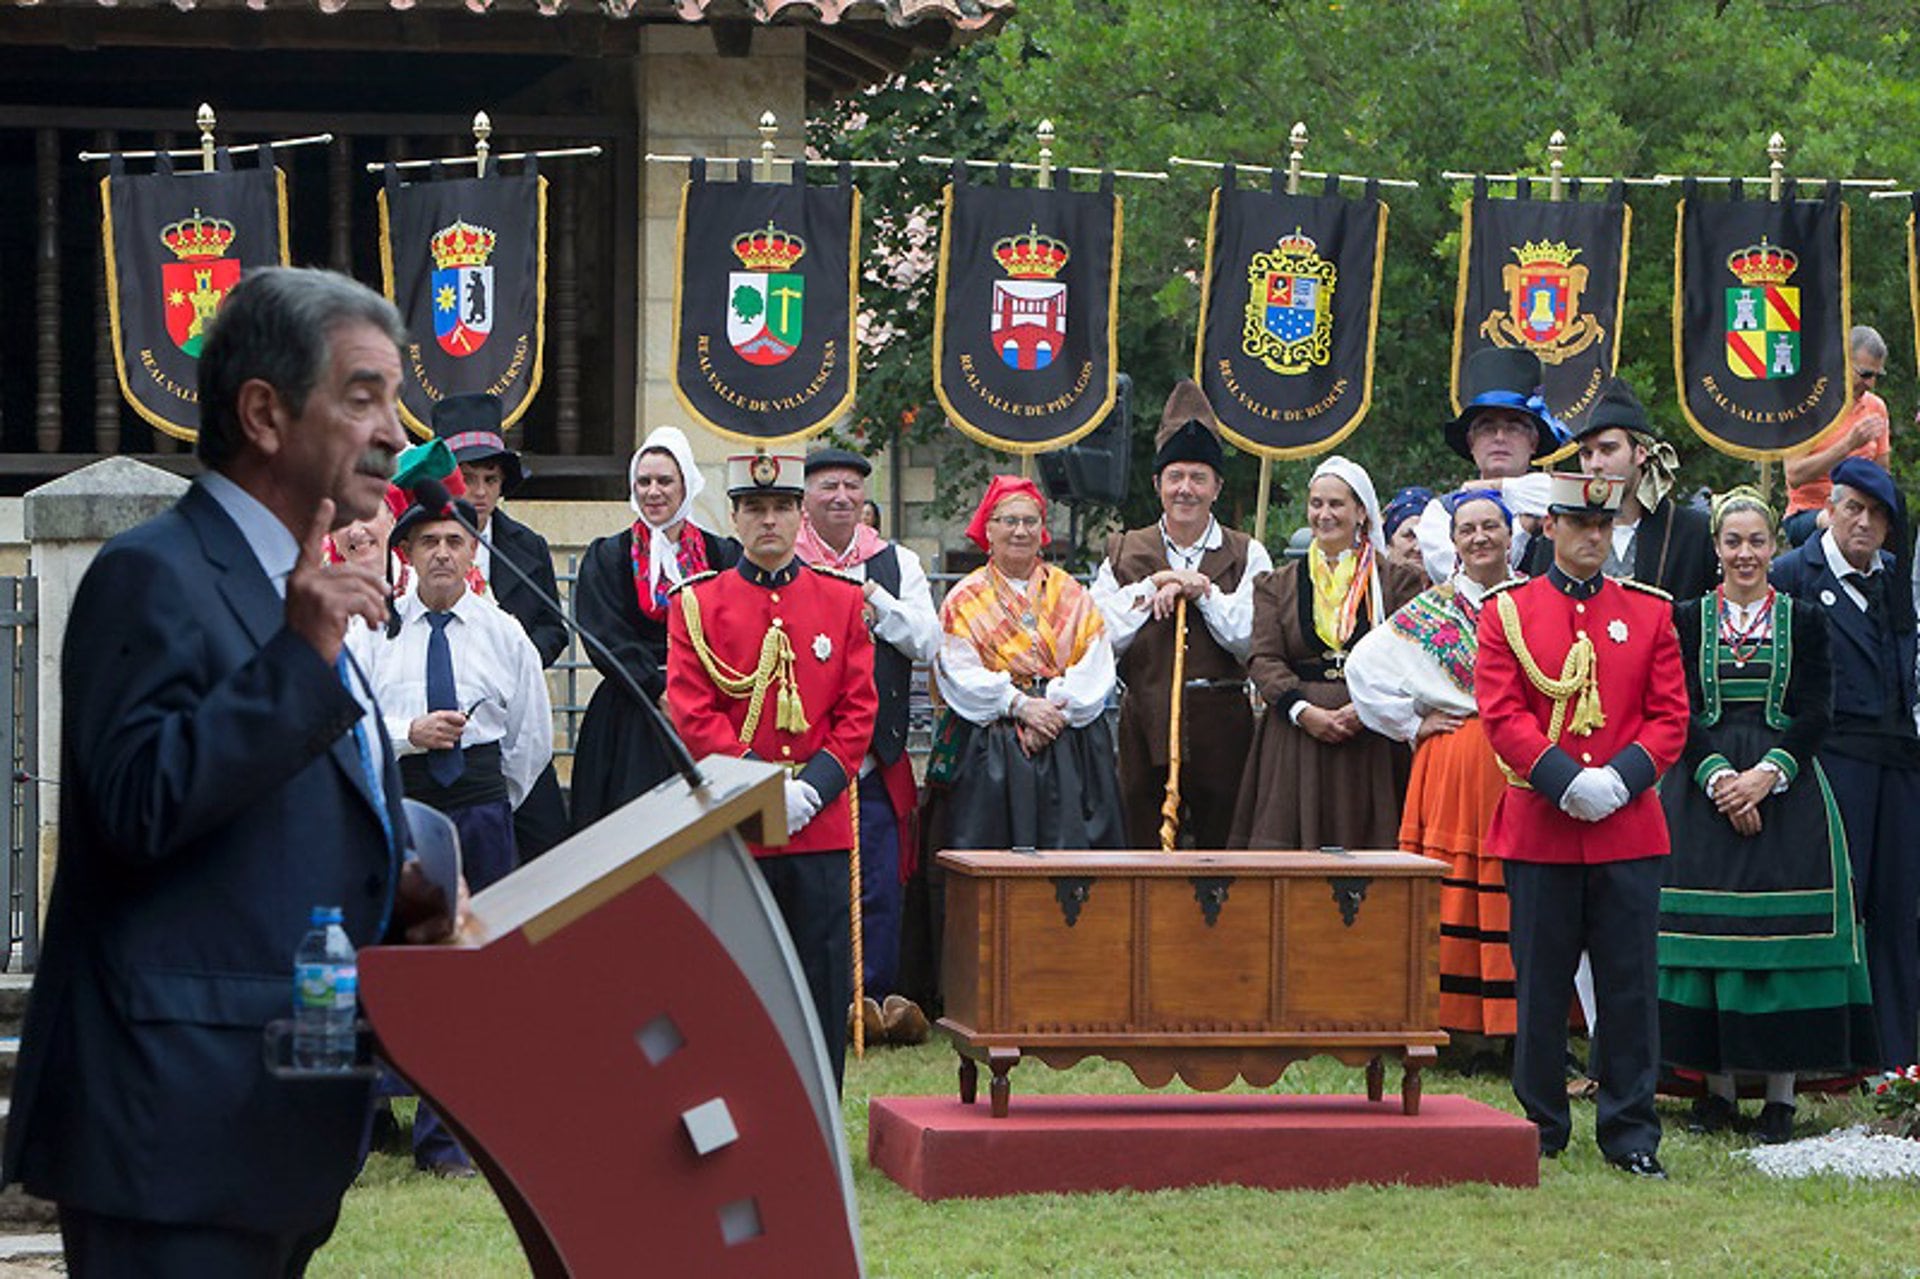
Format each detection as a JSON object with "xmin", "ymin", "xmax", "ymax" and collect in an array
[
  {"xmin": 431, "ymin": 394, "xmax": 525, "ymax": 493},
  {"xmin": 804, "ymin": 447, "xmax": 872, "ymax": 478},
  {"xmin": 1443, "ymin": 348, "xmax": 1563, "ymax": 461},
  {"xmin": 1569, "ymin": 377, "xmax": 1654, "ymax": 441}
]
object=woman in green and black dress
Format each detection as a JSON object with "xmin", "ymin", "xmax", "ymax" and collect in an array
[{"xmin": 1658, "ymin": 487, "xmax": 1878, "ymax": 1144}]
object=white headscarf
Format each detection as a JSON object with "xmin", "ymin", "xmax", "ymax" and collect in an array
[
  {"xmin": 1309, "ymin": 455, "xmax": 1386, "ymax": 556},
  {"xmin": 630, "ymin": 425, "xmax": 706, "ymax": 598}
]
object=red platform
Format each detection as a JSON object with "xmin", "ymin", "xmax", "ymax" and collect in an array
[{"xmin": 869, "ymin": 1094, "xmax": 1538, "ymax": 1200}]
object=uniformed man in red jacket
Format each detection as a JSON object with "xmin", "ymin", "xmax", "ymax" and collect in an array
[
  {"xmin": 1476, "ymin": 472, "xmax": 1690, "ymax": 1177},
  {"xmin": 668, "ymin": 451, "xmax": 877, "ymax": 1088}
]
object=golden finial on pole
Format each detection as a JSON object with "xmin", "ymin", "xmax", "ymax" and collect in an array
[
  {"xmin": 1286, "ymin": 121, "xmax": 1308, "ymax": 197},
  {"xmin": 758, "ymin": 110, "xmax": 779, "ymax": 183},
  {"xmin": 1548, "ymin": 129, "xmax": 1568, "ymax": 202},
  {"xmin": 1036, "ymin": 118, "xmax": 1056, "ymax": 192},
  {"xmin": 196, "ymin": 103, "xmax": 217, "ymax": 173},
  {"xmin": 1767, "ymin": 131, "xmax": 1787, "ymax": 202},
  {"xmin": 473, "ymin": 111, "xmax": 492, "ymax": 172}
]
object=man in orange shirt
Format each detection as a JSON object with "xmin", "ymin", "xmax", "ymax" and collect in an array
[{"xmin": 1783, "ymin": 325, "xmax": 1890, "ymax": 546}]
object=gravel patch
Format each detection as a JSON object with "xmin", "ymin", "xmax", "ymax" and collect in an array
[{"xmin": 1735, "ymin": 1125, "xmax": 1920, "ymax": 1180}]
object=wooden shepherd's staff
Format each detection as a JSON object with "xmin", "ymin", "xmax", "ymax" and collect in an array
[{"xmin": 1158, "ymin": 595, "xmax": 1189, "ymax": 850}]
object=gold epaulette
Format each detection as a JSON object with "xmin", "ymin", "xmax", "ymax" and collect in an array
[
  {"xmin": 1483, "ymin": 576, "xmax": 1527, "ymax": 598},
  {"xmin": 667, "ymin": 570, "xmax": 719, "ymax": 596},
  {"xmin": 805, "ymin": 563, "xmax": 864, "ymax": 587},
  {"xmin": 1614, "ymin": 577, "xmax": 1673, "ymax": 601}
]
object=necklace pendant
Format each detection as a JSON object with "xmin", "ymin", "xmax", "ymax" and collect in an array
[
  {"xmin": 1021, "ymin": 610, "xmax": 1036, "ymax": 627},
  {"xmin": 1733, "ymin": 659, "xmax": 1746, "ymax": 669}
]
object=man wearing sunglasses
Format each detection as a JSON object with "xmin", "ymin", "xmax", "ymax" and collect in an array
[{"xmin": 1783, "ymin": 325, "xmax": 1890, "ymax": 547}]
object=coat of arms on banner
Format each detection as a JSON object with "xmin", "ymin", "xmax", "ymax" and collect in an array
[
  {"xmin": 727, "ymin": 222, "xmax": 806, "ymax": 367},
  {"xmin": 1724, "ymin": 237, "xmax": 1800, "ymax": 380},
  {"xmin": 989, "ymin": 225, "xmax": 1069, "ymax": 371},
  {"xmin": 160, "ymin": 209, "xmax": 240, "ymax": 359},
  {"xmin": 1242, "ymin": 227, "xmax": 1335, "ymax": 375},
  {"xmin": 430, "ymin": 219, "xmax": 497, "ymax": 358},
  {"xmin": 1479, "ymin": 240, "xmax": 1603, "ymax": 364}
]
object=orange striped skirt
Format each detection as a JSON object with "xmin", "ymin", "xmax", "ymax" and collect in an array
[{"xmin": 1399, "ymin": 715, "xmax": 1514, "ymax": 1037}]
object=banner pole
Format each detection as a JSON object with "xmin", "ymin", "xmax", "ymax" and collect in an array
[
  {"xmin": 1252, "ymin": 122, "xmax": 1309, "ymax": 544},
  {"xmin": 1547, "ymin": 129, "xmax": 1566, "ymax": 203},
  {"xmin": 197, "ymin": 103, "xmax": 216, "ymax": 173},
  {"xmin": 1756, "ymin": 132, "xmax": 1790, "ymax": 500},
  {"xmin": 1018, "ymin": 119, "xmax": 1057, "ymax": 483},
  {"xmin": 473, "ymin": 111, "xmax": 492, "ymax": 173},
  {"xmin": 758, "ymin": 111, "xmax": 779, "ymax": 183}
]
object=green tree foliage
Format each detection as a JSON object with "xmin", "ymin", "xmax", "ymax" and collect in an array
[{"xmin": 820, "ymin": 2, "xmax": 1920, "ymax": 544}]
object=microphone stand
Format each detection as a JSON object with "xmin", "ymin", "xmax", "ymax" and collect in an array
[{"xmin": 430, "ymin": 499, "xmax": 708, "ymax": 792}]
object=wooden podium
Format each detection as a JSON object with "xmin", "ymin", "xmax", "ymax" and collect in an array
[
  {"xmin": 936, "ymin": 849, "xmax": 1449, "ymax": 1117},
  {"xmin": 359, "ymin": 755, "xmax": 863, "ymax": 1278}
]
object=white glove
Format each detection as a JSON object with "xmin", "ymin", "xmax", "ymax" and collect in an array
[
  {"xmin": 783, "ymin": 777, "xmax": 822, "ymax": 836},
  {"xmin": 1561, "ymin": 766, "xmax": 1629, "ymax": 822}
]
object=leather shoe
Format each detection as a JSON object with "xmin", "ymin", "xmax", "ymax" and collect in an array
[
  {"xmin": 1686, "ymin": 1093, "xmax": 1737, "ymax": 1135},
  {"xmin": 1606, "ymin": 1150, "xmax": 1667, "ymax": 1179},
  {"xmin": 881, "ymin": 995, "xmax": 930, "ymax": 1045},
  {"xmin": 1755, "ymin": 1102, "xmax": 1795, "ymax": 1145}
]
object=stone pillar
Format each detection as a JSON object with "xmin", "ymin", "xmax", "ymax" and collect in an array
[
  {"xmin": 24, "ymin": 459, "xmax": 190, "ymax": 917},
  {"xmin": 637, "ymin": 26, "xmax": 807, "ymax": 534}
]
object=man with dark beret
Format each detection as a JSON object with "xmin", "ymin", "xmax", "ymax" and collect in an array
[
  {"xmin": 1771, "ymin": 455, "xmax": 1919, "ymax": 1067},
  {"xmin": 1090, "ymin": 380, "xmax": 1270, "ymax": 848}
]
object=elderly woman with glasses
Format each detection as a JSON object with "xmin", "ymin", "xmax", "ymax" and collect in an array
[
  {"xmin": 1229, "ymin": 456, "xmax": 1424, "ymax": 851},
  {"xmin": 931, "ymin": 475, "xmax": 1123, "ymax": 850}
]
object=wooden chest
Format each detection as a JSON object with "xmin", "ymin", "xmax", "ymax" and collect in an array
[{"xmin": 936, "ymin": 850, "xmax": 1449, "ymax": 1115}]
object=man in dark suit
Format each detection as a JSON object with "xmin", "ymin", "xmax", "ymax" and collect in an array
[
  {"xmin": 1519, "ymin": 378, "xmax": 1714, "ymax": 603},
  {"xmin": 433, "ymin": 393, "xmax": 569, "ymax": 859},
  {"xmin": 4, "ymin": 267, "xmax": 457, "ymax": 1275},
  {"xmin": 1771, "ymin": 456, "xmax": 1919, "ymax": 1068}
]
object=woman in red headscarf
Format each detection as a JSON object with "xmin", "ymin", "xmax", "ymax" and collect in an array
[{"xmin": 931, "ymin": 475, "xmax": 1125, "ymax": 849}]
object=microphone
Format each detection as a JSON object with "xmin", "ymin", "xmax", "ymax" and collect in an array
[{"xmin": 407, "ymin": 477, "xmax": 706, "ymax": 792}]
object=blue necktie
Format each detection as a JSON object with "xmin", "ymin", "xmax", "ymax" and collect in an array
[
  {"xmin": 425, "ymin": 612, "xmax": 464, "ymax": 786},
  {"xmin": 335, "ymin": 652, "xmax": 394, "ymax": 854}
]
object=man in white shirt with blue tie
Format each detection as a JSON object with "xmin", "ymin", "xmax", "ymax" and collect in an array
[{"xmin": 348, "ymin": 493, "xmax": 551, "ymax": 1175}]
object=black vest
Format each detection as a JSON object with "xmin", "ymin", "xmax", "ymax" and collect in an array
[{"xmin": 865, "ymin": 545, "xmax": 911, "ymax": 765}]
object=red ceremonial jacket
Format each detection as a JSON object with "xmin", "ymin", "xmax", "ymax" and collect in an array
[
  {"xmin": 667, "ymin": 557, "xmax": 877, "ymax": 857},
  {"xmin": 1475, "ymin": 568, "xmax": 1689, "ymax": 864}
]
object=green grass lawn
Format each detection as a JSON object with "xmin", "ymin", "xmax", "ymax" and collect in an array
[{"xmin": 313, "ymin": 1045, "xmax": 1918, "ymax": 1278}]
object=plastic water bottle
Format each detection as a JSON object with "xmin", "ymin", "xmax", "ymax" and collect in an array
[{"xmin": 292, "ymin": 905, "xmax": 358, "ymax": 1071}]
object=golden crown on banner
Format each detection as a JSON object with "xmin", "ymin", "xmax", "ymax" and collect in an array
[
  {"xmin": 731, "ymin": 222, "xmax": 807, "ymax": 272},
  {"xmin": 430, "ymin": 220, "xmax": 498, "ymax": 270},
  {"xmin": 1514, "ymin": 238, "xmax": 1579, "ymax": 267},
  {"xmin": 992, "ymin": 225, "xmax": 1070, "ymax": 279},
  {"xmin": 160, "ymin": 208, "xmax": 237, "ymax": 261},
  {"xmin": 1725, "ymin": 236, "xmax": 1798, "ymax": 286}
]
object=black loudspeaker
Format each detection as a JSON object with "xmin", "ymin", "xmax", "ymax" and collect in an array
[{"xmin": 1039, "ymin": 372, "xmax": 1132, "ymax": 506}]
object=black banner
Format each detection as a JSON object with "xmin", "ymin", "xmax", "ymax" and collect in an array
[
  {"xmin": 670, "ymin": 164, "xmax": 859, "ymax": 443},
  {"xmin": 101, "ymin": 158, "xmax": 288, "ymax": 440},
  {"xmin": 378, "ymin": 166, "xmax": 546, "ymax": 438},
  {"xmin": 1673, "ymin": 184, "xmax": 1850, "ymax": 458},
  {"xmin": 1453, "ymin": 188, "xmax": 1629, "ymax": 441},
  {"xmin": 932, "ymin": 175, "xmax": 1121, "ymax": 452},
  {"xmin": 1194, "ymin": 177, "xmax": 1386, "ymax": 458}
]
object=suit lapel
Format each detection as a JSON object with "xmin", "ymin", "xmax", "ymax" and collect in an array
[
  {"xmin": 1804, "ymin": 546, "xmax": 1879, "ymax": 656},
  {"xmin": 183, "ymin": 485, "xmax": 285, "ymax": 651}
]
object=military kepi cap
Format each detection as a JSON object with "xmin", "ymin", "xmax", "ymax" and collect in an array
[
  {"xmin": 727, "ymin": 451, "xmax": 805, "ymax": 497},
  {"xmin": 1831, "ymin": 456, "xmax": 1899, "ymax": 513},
  {"xmin": 1546, "ymin": 472, "xmax": 1625, "ymax": 516},
  {"xmin": 804, "ymin": 447, "xmax": 872, "ymax": 478}
]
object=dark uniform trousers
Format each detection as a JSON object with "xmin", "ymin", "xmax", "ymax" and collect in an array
[
  {"xmin": 757, "ymin": 850, "xmax": 853, "ymax": 1089},
  {"xmin": 1820, "ymin": 754, "xmax": 1920, "ymax": 1067},
  {"xmin": 59, "ymin": 1204, "xmax": 339, "ymax": 1279},
  {"xmin": 1505, "ymin": 857, "xmax": 1662, "ymax": 1158}
]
